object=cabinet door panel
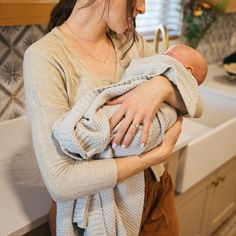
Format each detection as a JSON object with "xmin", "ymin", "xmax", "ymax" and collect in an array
[
  {"xmin": 208, "ymin": 161, "xmax": 236, "ymax": 234},
  {"xmin": 176, "ymin": 186, "xmax": 209, "ymax": 236}
]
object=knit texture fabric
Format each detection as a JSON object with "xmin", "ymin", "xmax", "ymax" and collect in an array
[
  {"xmin": 52, "ymin": 55, "xmax": 202, "ymax": 161},
  {"xmin": 52, "ymin": 55, "xmax": 203, "ymax": 233}
]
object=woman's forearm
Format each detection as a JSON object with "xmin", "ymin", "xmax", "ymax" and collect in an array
[
  {"xmin": 166, "ymin": 83, "xmax": 187, "ymax": 114},
  {"xmin": 115, "ymin": 142, "xmax": 170, "ymax": 182},
  {"xmin": 115, "ymin": 156, "xmax": 145, "ymax": 182},
  {"xmin": 152, "ymin": 76, "xmax": 187, "ymax": 114}
]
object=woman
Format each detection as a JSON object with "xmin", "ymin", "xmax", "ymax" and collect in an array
[{"xmin": 23, "ymin": 0, "xmax": 185, "ymax": 235}]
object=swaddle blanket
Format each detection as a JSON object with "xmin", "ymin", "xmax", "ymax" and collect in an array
[
  {"xmin": 52, "ymin": 55, "xmax": 203, "ymax": 160},
  {"xmin": 52, "ymin": 54, "xmax": 203, "ymax": 234}
]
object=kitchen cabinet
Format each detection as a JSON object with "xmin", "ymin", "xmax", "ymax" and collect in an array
[
  {"xmin": 202, "ymin": 156, "xmax": 236, "ymax": 235},
  {"xmin": 175, "ymin": 156, "xmax": 236, "ymax": 236},
  {"xmin": 0, "ymin": 0, "xmax": 58, "ymax": 26},
  {"xmin": 175, "ymin": 171, "xmax": 211, "ymax": 236}
]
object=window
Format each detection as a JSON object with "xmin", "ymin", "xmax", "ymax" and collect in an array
[{"xmin": 135, "ymin": 0, "xmax": 183, "ymax": 40}]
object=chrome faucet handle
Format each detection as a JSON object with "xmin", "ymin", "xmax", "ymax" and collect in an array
[{"xmin": 154, "ymin": 24, "xmax": 169, "ymax": 54}]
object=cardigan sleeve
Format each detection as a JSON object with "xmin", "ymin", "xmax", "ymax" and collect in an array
[{"xmin": 23, "ymin": 46, "xmax": 117, "ymax": 202}]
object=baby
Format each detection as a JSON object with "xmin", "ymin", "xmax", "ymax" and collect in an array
[{"xmin": 52, "ymin": 44, "xmax": 208, "ymax": 160}]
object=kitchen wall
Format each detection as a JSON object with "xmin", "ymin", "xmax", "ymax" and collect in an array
[
  {"xmin": 0, "ymin": 13, "xmax": 235, "ymax": 123},
  {"xmin": 0, "ymin": 25, "xmax": 46, "ymax": 122},
  {"xmin": 196, "ymin": 13, "xmax": 236, "ymax": 64}
]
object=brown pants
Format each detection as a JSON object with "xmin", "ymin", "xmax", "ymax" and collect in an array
[
  {"xmin": 139, "ymin": 168, "xmax": 179, "ymax": 236},
  {"xmin": 49, "ymin": 169, "xmax": 179, "ymax": 236}
]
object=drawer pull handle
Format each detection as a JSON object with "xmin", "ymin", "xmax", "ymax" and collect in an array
[
  {"xmin": 211, "ymin": 179, "xmax": 220, "ymax": 187},
  {"xmin": 219, "ymin": 176, "xmax": 226, "ymax": 182}
]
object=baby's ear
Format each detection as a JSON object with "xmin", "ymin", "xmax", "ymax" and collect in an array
[{"xmin": 186, "ymin": 66, "xmax": 194, "ymax": 75}]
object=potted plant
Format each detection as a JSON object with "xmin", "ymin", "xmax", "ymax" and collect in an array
[{"xmin": 181, "ymin": 0, "xmax": 227, "ymax": 48}]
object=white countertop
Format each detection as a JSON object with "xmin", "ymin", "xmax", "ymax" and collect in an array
[
  {"xmin": 202, "ymin": 63, "xmax": 236, "ymax": 99},
  {"xmin": 173, "ymin": 133, "xmax": 191, "ymax": 153},
  {"xmin": 0, "ymin": 117, "xmax": 51, "ymax": 236},
  {"xmin": 0, "ymin": 153, "xmax": 51, "ymax": 236}
]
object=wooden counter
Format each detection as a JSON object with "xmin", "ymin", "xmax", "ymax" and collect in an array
[{"xmin": 0, "ymin": 0, "xmax": 58, "ymax": 26}]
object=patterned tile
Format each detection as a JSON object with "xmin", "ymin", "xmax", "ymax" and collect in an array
[
  {"xmin": 12, "ymin": 51, "xmax": 23, "ymax": 83},
  {"xmin": 0, "ymin": 98, "xmax": 24, "ymax": 122},
  {"xmin": 0, "ymin": 24, "xmax": 47, "ymax": 122},
  {"xmin": 0, "ymin": 81, "xmax": 25, "ymax": 122},
  {"xmin": 14, "ymin": 26, "xmax": 36, "ymax": 50},
  {"xmin": 0, "ymin": 47, "xmax": 12, "ymax": 70},
  {"xmin": 0, "ymin": 27, "xmax": 11, "ymax": 48},
  {"xmin": 0, "ymin": 80, "xmax": 12, "ymax": 101},
  {"xmin": 0, "ymin": 52, "xmax": 15, "ymax": 91},
  {"xmin": 32, "ymin": 24, "xmax": 47, "ymax": 36},
  {"xmin": 0, "ymin": 98, "xmax": 11, "ymax": 122},
  {"xmin": 197, "ymin": 13, "xmax": 236, "ymax": 63}
]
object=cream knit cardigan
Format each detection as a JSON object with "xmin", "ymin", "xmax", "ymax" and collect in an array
[{"xmin": 52, "ymin": 55, "xmax": 203, "ymax": 234}]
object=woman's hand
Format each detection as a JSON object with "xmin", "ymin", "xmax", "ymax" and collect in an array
[
  {"xmin": 139, "ymin": 116, "xmax": 183, "ymax": 167},
  {"xmin": 106, "ymin": 76, "xmax": 173, "ymax": 148},
  {"xmin": 115, "ymin": 116, "xmax": 183, "ymax": 182}
]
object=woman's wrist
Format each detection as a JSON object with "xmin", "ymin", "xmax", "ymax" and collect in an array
[
  {"xmin": 150, "ymin": 75, "xmax": 173, "ymax": 102},
  {"xmin": 115, "ymin": 143, "xmax": 172, "ymax": 183},
  {"xmin": 115, "ymin": 155, "xmax": 149, "ymax": 183},
  {"xmin": 139, "ymin": 141, "xmax": 172, "ymax": 167},
  {"xmin": 151, "ymin": 75, "xmax": 187, "ymax": 114}
]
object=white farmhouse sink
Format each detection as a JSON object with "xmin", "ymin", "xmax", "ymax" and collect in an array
[
  {"xmin": 0, "ymin": 116, "xmax": 51, "ymax": 235},
  {"xmin": 175, "ymin": 87, "xmax": 236, "ymax": 193}
]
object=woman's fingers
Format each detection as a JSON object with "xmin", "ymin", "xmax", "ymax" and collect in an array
[
  {"xmin": 109, "ymin": 105, "xmax": 126, "ymax": 131},
  {"xmin": 140, "ymin": 117, "xmax": 152, "ymax": 147},
  {"xmin": 120, "ymin": 113, "xmax": 143, "ymax": 147},
  {"xmin": 112, "ymin": 113, "xmax": 133, "ymax": 147}
]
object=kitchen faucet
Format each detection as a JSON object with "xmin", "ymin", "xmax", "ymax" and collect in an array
[{"xmin": 154, "ymin": 24, "xmax": 169, "ymax": 54}]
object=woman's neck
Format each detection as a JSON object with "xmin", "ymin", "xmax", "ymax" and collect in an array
[{"xmin": 66, "ymin": 1, "xmax": 109, "ymax": 43}]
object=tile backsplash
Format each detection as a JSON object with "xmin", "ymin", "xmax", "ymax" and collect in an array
[
  {"xmin": 0, "ymin": 13, "xmax": 235, "ymax": 123},
  {"xmin": 0, "ymin": 25, "xmax": 47, "ymax": 123},
  {"xmin": 196, "ymin": 13, "xmax": 236, "ymax": 64}
]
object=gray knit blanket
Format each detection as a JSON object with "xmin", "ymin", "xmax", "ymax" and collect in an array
[{"xmin": 52, "ymin": 55, "xmax": 203, "ymax": 235}]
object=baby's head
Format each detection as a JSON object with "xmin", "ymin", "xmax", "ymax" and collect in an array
[{"xmin": 165, "ymin": 44, "xmax": 208, "ymax": 85}]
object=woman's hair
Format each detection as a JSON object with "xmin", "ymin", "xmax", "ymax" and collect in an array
[{"xmin": 47, "ymin": 0, "xmax": 138, "ymax": 59}]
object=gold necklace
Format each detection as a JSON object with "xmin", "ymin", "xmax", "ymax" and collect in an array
[{"xmin": 64, "ymin": 21, "xmax": 111, "ymax": 64}]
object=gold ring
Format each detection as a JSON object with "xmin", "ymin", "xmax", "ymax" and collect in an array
[{"xmin": 132, "ymin": 123, "xmax": 140, "ymax": 129}]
